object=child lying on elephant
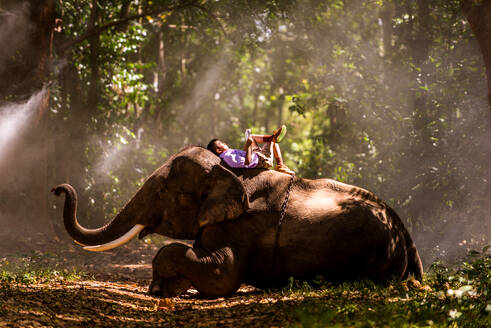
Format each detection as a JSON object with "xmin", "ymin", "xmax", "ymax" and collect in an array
[{"xmin": 206, "ymin": 125, "xmax": 295, "ymax": 175}]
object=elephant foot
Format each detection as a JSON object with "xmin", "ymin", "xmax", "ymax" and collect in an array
[
  {"xmin": 150, "ymin": 243, "xmax": 243, "ymax": 298},
  {"xmin": 149, "ymin": 276, "xmax": 192, "ymax": 298}
]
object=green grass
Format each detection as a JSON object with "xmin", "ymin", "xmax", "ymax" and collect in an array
[
  {"xmin": 0, "ymin": 251, "xmax": 89, "ymax": 285},
  {"xmin": 0, "ymin": 247, "xmax": 489, "ymax": 327},
  {"xmin": 281, "ymin": 247, "xmax": 490, "ymax": 328}
]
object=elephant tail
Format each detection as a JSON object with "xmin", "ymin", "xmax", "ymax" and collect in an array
[
  {"xmin": 387, "ymin": 207, "xmax": 424, "ymax": 281},
  {"xmin": 404, "ymin": 232, "xmax": 424, "ymax": 281}
]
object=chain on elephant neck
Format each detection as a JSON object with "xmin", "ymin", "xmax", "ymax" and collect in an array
[{"xmin": 272, "ymin": 173, "xmax": 295, "ymax": 275}]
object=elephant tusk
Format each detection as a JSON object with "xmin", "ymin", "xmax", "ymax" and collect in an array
[
  {"xmin": 73, "ymin": 240, "xmax": 86, "ymax": 246},
  {"xmin": 82, "ymin": 224, "xmax": 145, "ymax": 252},
  {"xmin": 199, "ymin": 218, "xmax": 209, "ymax": 228}
]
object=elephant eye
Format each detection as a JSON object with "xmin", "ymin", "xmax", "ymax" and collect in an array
[
  {"xmin": 158, "ymin": 185, "xmax": 169, "ymax": 199},
  {"xmin": 179, "ymin": 191, "xmax": 195, "ymax": 197},
  {"xmin": 178, "ymin": 192, "xmax": 196, "ymax": 203}
]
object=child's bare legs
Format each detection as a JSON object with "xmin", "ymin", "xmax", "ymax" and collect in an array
[
  {"xmin": 244, "ymin": 134, "xmax": 274, "ymax": 165},
  {"xmin": 243, "ymin": 126, "xmax": 294, "ymax": 174},
  {"xmin": 244, "ymin": 136, "xmax": 294, "ymax": 175},
  {"xmin": 272, "ymin": 143, "xmax": 283, "ymax": 166},
  {"xmin": 273, "ymin": 143, "xmax": 295, "ymax": 175},
  {"xmin": 247, "ymin": 124, "xmax": 285, "ymax": 144},
  {"xmin": 249, "ymin": 134, "xmax": 273, "ymax": 143},
  {"xmin": 243, "ymin": 137, "xmax": 258, "ymax": 166}
]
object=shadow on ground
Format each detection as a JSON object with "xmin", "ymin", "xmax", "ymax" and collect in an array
[
  {"xmin": 1, "ymin": 237, "xmax": 487, "ymax": 327},
  {"xmin": 1, "ymin": 282, "xmax": 301, "ymax": 327}
]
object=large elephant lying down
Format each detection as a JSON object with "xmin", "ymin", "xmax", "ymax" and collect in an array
[{"xmin": 52, "ymin": 146, "xmax": 423, "ymax": 298}]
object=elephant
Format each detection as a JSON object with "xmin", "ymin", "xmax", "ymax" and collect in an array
[{"xmin": 52, "ymin": 145, "xmax": 423, "ymax": 298}]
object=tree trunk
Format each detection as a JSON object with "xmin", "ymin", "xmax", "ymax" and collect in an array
[
  {"xmin": 29, "ymin": 0, "xmax": 55, "ymax": 230},
  {"xmin": 380, "ymin": 1, "xmax": 394, "ymax": 87},
  {"xmin": 117, "ymin": 0, "xmax": 132, "ymax": 32},
  {"xmin": 404, "ymin": 0, "xmax": 433, "ymax": 240},
  {"xmin": 461, "ymin": 0, "xmax": 491, "ymax": 237},
  {"xmin": 87, "ymin": 0, "xmax": 101, "ymax": 111},
  {"xmin": 277, "ymin": 95, "xmax": 284, "ymax": 128},
  {"xmin": 153, "ymin": 23, "xmax": 168, "ymax": 138},
  {"xmin": 462, "ymin": 0, "xmax": 491, "ymax": 110},
  {"xmin": 0, "ymin": 0, "xmax": 55, "ymax": 234},
  {"xmin": 252, "ymin": 89, "xmax": 259, "ymax": 125}
]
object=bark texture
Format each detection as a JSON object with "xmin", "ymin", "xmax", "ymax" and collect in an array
[
  {"xmin": 462, "ymin": 0, "xmax": 491, "ymax": 109},
  {"xmin": 0, "ymin": 0, "xmax": 55, "ymax": 232}
]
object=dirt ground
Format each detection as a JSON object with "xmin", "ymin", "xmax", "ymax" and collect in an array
[
  {"xmin": 0, "ymin": 237, "xmax": 301, "ymax": 327},
  {"xmin": 1, "ymin": 235, "xmax": 489, "ymax": 327},
  {"xmin": 1, "ymin": 280, "xmax": 301, "ymax": 327}
]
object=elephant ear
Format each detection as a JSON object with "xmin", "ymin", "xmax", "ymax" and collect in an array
[{"xmin": 197, "ymin": 164, "xmax": 249, "ymax": 227}]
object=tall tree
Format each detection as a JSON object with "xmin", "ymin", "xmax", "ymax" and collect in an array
[
  {"xmin": 462, "ymin": 0, "xmax": 491, "ymax": 109},
  {"xmin": 31, "ymin": 0, "xmax": 55, "ymax": 226},
  {"xmin": 0, "ymin": 0, "xmax": 55, "ymax": 231}
]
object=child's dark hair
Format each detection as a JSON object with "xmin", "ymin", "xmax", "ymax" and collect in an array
[{"xmin": 206, "ymin": 138, "xmax": 220, "ymax": 155}]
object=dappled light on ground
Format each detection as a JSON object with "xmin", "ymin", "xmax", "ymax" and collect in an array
[
  {"xmin": 1, "ymin": 263, "xmax": 489, "ymax": 327},
  {"xmin": 1, "ymin": 280, "xmax": 304, "ymax": 327},
  {"xmin": 0, "ymin": 238, "xmax": 489, "ymax": 327}
]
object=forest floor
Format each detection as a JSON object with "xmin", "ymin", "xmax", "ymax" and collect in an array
[{"xmin": 0, "ymin": 238, "xmax": 489, "ymax": 328}]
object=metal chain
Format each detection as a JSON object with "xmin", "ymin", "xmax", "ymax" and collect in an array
[
  {"xmin": 278, "ymin": 174, "xmax": 295, "ymax": 227},
  {"xmin": 272, "ymin": 174, "xmax": 295, "ymax": 274}
]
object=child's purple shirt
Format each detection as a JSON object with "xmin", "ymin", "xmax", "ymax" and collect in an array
[{"xmin": 219, "ymin": 149, "xmax": 259, "ymax": 168}]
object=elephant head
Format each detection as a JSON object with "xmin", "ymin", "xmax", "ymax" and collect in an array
[{"xmin": 52, "ymin": 146, "xmax": 249, "ymax": 251}]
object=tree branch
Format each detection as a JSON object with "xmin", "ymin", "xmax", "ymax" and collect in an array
[
  {"xmin": 188, "ymin": 3, "xmax": 228, "ymax": 38},
  {"xmin": 57, "ymin": 1, "xmax": 196, "ymax": 55}
]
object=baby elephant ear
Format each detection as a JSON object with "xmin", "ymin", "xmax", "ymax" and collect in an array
[{"xmin": 198, "ymin": 164, "xmax": 249, "ymax": 227}]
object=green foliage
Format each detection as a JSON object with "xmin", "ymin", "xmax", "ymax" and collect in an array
[
  {"xmin": 281, "ymin": 249, "xmax": 490, "ymax": 327},
  {"xmin": 0, "ymin": 253, "xmax": 88, "ymax": 286},
  {"xmin": 47, "ymin": 0, "xmax": 489, "ymax": 263},
  {"xmin": 0, "ymin": 248, "xmax": 489, "ymax": 326}
]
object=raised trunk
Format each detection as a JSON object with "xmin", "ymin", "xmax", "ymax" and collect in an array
[{"xmin": 52, "ymin": 184, "xmax": 140, "ymax": 247}]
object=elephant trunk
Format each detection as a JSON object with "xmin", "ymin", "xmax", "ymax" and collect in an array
[{"xmin": 52, "ymin": 184, "xmax": 144, "ymax": 251}]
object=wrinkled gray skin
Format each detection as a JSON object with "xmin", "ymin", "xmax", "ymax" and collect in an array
[{"xmin": 52, "ymin": 146, "xmax": 423, "ymax": 298}]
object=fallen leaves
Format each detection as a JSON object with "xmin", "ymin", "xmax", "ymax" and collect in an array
[
  {"xmin": 1, "ymin": 276, "xmax": 489, "ymax": 328},
  {"xmin": 407, "ymin": 278, "xmax": 432, "ymax": 292},
  {"xmin": 1, "ymin": 243, "xmax": 488, "ymax": 327},
  {"xmin": 156, "ymin": 298, "xmax": 175, "ymax": 310}
]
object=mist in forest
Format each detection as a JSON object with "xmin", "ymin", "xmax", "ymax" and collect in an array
[
  {"xmin": 0, "ymin": 88, "xmax": 47, "ymax": 163},
  {"xmin": 0, "ymin": 1, "xmax": 51, "ymax": 246},
  {"xmin": 0, "ymin": 1, "xmax": 31, "ymax": 73},
  {"xmin": 0, "ymin": 88, "xmax": 50, "ymax": 249},
  {"xmin": 0, "ymin": 1, "xmax": 488, "ymax": 270},
  {"xmin": 0, "ymin": 0, "xmax": 41, "ymax": 165},
  {"xmin": 63, "ymin": 3, "xmax": 491, "ymax": 267},
  {"xmin": 93, "ymin": 128, "xmax": 145, "ymax": 177},
  {"xmin": 250, "ymin": 2, "xmax": 491, "ymax": 266},
  {"xmin": 182, "ymin": 59, "xmax": 227, "ymax": 121},
  {"xmin": 357, "ymin": 26, "xmax": 486, "ymax": 266}
]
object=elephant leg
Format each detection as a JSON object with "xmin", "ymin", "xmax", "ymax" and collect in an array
[
  {"xmin": 149, "ymin": 273, "xmax": 192, "ymax": 298},
  {"xmin": 149, "ymin": 242, "xmax": 243, "ymax": 298}
]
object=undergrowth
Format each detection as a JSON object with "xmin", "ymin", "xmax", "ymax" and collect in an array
[
  {"xmin": 0, "ymin": 251, "xmax": 89, "ymax": 285},
  {"xmin": 283, "ymin": 247, "xmax": 490, "ymax": 328},
  {"xmin": 0, "ymin": 247, "xmax": 489, "ymax": 327}
]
